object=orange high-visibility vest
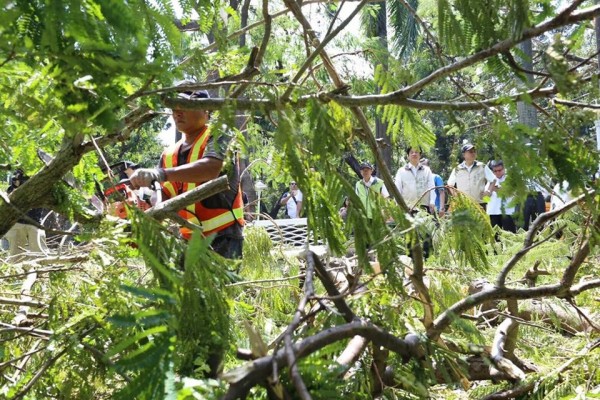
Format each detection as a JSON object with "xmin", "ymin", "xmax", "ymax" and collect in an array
[{"xmin": 160, "ymin": 125, "xmax": 244, "ymax": 239}]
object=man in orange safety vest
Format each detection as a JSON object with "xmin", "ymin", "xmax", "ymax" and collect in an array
[{"xmin": 130, "ymin": 84, "xmax": 244, "ymax": 259}]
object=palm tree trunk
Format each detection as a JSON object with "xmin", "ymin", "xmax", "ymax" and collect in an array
[
  {"xmin": 516, "ymin": 38, "xmax": 538, "ymax": 128},
  {"xmin": 374, "ymin": 2, "xmax": 393, "ymax": 170},
  {"xmin": 595, "ymin": 0, "xmax": 600, "ymax": 167}
]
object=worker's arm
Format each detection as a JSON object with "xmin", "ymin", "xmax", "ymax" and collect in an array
[{"xmin": 162, "ymin": 157, "xmax": 222, "ymax": 183}]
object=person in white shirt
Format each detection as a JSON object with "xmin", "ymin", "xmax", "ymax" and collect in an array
[
  {"xmin": 390, "ymin": 147, "xmax": 436, "ymax": 214},
  {"xmin": 447, "ymin": 143, "xmax": 495, "ymax": 207},
  {"xmin": 387, "ymin": 148, "xmax": 436, "ymax": 258},
  {"xmin": 483, "ymin": 160, "xmax": 516, "ymax": 233},
  {"xmin": 280, "ymin": 181, "xmax": 303, "ymax": 218}
]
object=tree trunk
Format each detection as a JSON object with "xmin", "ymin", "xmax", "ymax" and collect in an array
[
  {"xmin": 516, "ymin": 39, "xmax": 538, "ymax": 128},
  {"xmin": 374, "ymin": 3, "xmax": 393, "ymax": 171},
  {"xmin": 595, "ymin": 0, "xmax": 600, "ymax": 169}
]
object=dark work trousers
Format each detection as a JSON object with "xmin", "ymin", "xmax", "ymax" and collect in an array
[
  {"xmin": 211, "ymin": 235, "xmax": 244, "ymax": 260},
  {"xmin": 176, "ymin": 234, "xmax": 242, "ymax": 379},
  {"xmin": 523, "ymin": 192, "xmax": 545, "ymax": 231},
  {"xmin": 490, "ymin": 214, "xmax": 517, "ymax": 235},
  {"xmin": 409, "ymin": 206, "xmax": 433, "ymax": 260}
]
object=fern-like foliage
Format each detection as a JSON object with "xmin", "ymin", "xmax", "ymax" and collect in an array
[
  {"xmin": 388, "ymin": 0, "xmax": 421, "ymax": 59},
  {"xmin": 179, "ymin": 234, "xmax": 232, "ymax": 377},
  {"xmin": 0, "ymin": 0, "xmax": 194, "ymax": 134},
  {"xmin": 274, "ymin": 100, "xmax": 352, "ymax": 255},
  {"xmin": 106, "ymin": 207, "xmax": 232, "ymax": 398},
  {"xmin": 360, "ymin": 3, "xmax": 385, "ymax": 38},
  {"xmin": 437, "ymin": 0, "xmax": 531, "ymax": 55},
  {"xmin": 374, "ymin": 65, "xmax": 436, "ymax": 150},
  {"xmin": 435, "ymin": 191, "xmax": 494, "ymax": 271}
]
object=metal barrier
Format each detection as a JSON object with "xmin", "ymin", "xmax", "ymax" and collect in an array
[{"xmin": 250, "ymin": 218, "xmax": 310, "ymax": 247}]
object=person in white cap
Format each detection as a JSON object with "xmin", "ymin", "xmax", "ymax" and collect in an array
[{"xmin": 447, "ymin": 143, "xmax": 494, "ymax": 207}]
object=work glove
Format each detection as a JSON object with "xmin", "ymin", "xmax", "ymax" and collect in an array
[{"xmin": 129, "ymin": 168, "xmax": 166, "ymax": 188}]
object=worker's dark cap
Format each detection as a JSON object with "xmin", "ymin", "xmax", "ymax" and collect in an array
[
  {"xmin": 359, "ymin": 162, "xmax": 374, "ymax": 170},
  {"xmin": 177, "ymin": 89, "xmax": 210, "ymax": 100},
  {"xmin": 123, "ymin": 161, "xmax": 139, "ymax": 170},
  {"xmin": 461, "ymin": 143, "xmax": 475, "ymax": 153},
  {"xmin": 176, "ymin": 80, "xmax": 210, "ymax": 100}
]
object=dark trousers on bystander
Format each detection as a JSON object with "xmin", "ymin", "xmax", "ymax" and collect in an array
[
  {"xmin": 490, "ymin": 214, "xmax": 516, "ymax": 233},
  {"xmin": 523, "ymin": 192, "xmax": 545, "ymax": 231}
]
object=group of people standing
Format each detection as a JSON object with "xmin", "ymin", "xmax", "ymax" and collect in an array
[{"xmin": 352, "ymin": 143, "xmax": 546, "ymax": 234}]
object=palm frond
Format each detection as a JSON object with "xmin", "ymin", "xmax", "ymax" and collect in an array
[{"xmin": 388, "ymin": 0, "xmax": 421, "ymax": 59}]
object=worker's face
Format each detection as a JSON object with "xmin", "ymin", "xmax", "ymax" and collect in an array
[
  {"xmin": 463, "ymin": 148, "xmax": 476, "ymax": 163},
  {"xmin": 124, "ymin": 167, "xmax": 135, "ymax": 178},
  {"xmin": 360, "ymin": 167, "xmax": 373, "ymax": 180},
  {"xmin": 408, "ymin": 148, "xmax": 421, "ymax": 164},
  {"xmin": 172, "ymin": 108, "xmax": 209, "ymax": 134}
]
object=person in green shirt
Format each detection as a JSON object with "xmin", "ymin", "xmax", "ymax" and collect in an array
[{"xmin": 354, "ymin": 162, "xmax": 385, "ymax": 220}]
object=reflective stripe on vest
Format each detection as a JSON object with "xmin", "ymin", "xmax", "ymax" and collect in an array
[
  {"xmin": 161, "ymin": 126, "xmax": 211, "ymax": 200},
  {"xmin": 159, "ymin": 125, "xmax": 244, "ymax": 237}
]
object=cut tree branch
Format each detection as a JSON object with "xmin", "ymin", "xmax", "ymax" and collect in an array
[
  {"xmin": 223, "ymin": 319, "xmax": 412, "ymax": 400},
  {"xmin": 496, "ymin": 190, "xmax": 593, "ymax": 287},
  {"xmin": 144, "ymin": 176, "xmax": 229, "ymax": 221}
]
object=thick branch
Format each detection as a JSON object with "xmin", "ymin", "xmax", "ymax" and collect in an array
[
  {"xmin": 336, "ymin": 336, "xmax": 368, "ymax": 378},
  {"xmin": 161, "ymin": 71, "xmax": 600, "ymax": 112},
  {"xmin": 429, "ymin": 235, "xmax": 595, "ymax": 341},
  {"xmin": 223, "ymin": 320, "xmax": 411, "ymax": 400},
  {"xmin": 553, "ymin": 98, "xmax": 600, "ymax": 109},
  {"xmin": 311, "ymin": 252, "xmax": 357, "ymax": 322},
  {"xmin": 0, "ymin": 107, "xmax": 155, "ymax": 238},
  {"xmin": 0, "ymin": 296, "xmax": 45, "ymax": 309},
  {"xmin": 12, "ymin": 269, "xmax": 38, "ymax": 327},
  {"xmin": 144, "ymin": 176, "xmax": 229, "ymax": 221},
  {"xmin": 490, "ymin": 317, "xmax": 525, "ymax": 381},
  {"xmin": 496, "ymin": 190, "xmax": 592, "ymax": 287},
  {"xmin": 281, "ymin": 252, "xmax": 317, "ymax": 400},
  {"xmin": 393, "ymin": 4, "xmax": 600, "ymax": 98}
]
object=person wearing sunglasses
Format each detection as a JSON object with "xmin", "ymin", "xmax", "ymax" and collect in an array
[{"xmin": 483, "ymin": 160, "xmax": 516, "ymax": 233}]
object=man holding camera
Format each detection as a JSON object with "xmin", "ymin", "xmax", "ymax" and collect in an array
[
  {"xmin": 484, "ymin": 160, "xmax": 516, "ymax": 233},
  {"xmin": 280, "ymin": 181, "xmax": 303, "ymax": 218}
]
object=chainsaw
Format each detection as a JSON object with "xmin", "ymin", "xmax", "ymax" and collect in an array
[
  {"xmin": 37, "ymin": 150, "xmax": 153, "ymax": 218},
  {"xmin": 96, "ymin": 161, "xmax": 154, "ymax": 218}
]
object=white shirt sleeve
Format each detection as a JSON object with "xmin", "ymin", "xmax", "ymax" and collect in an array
[
  {"xmin": 484, "ymin": 165, "xmax": 495, "ymax": 182},
  {"xmin": 394, "ymin": 168, "xmax": 403, "ymax": 195},
  {"xmin": 296, "ymin": 190, "xmax": 303, "ymax": 202},
  {"xmin": 447, "ymin": 168, "xmax": 457, "ymax": 187},
  {"xmin": 427, "ymin": 171, "xmax": 436, "ymax": 205},
  {"xmin": 381, "ymin": 184, "xmax": 390, "ymax": 198}
]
